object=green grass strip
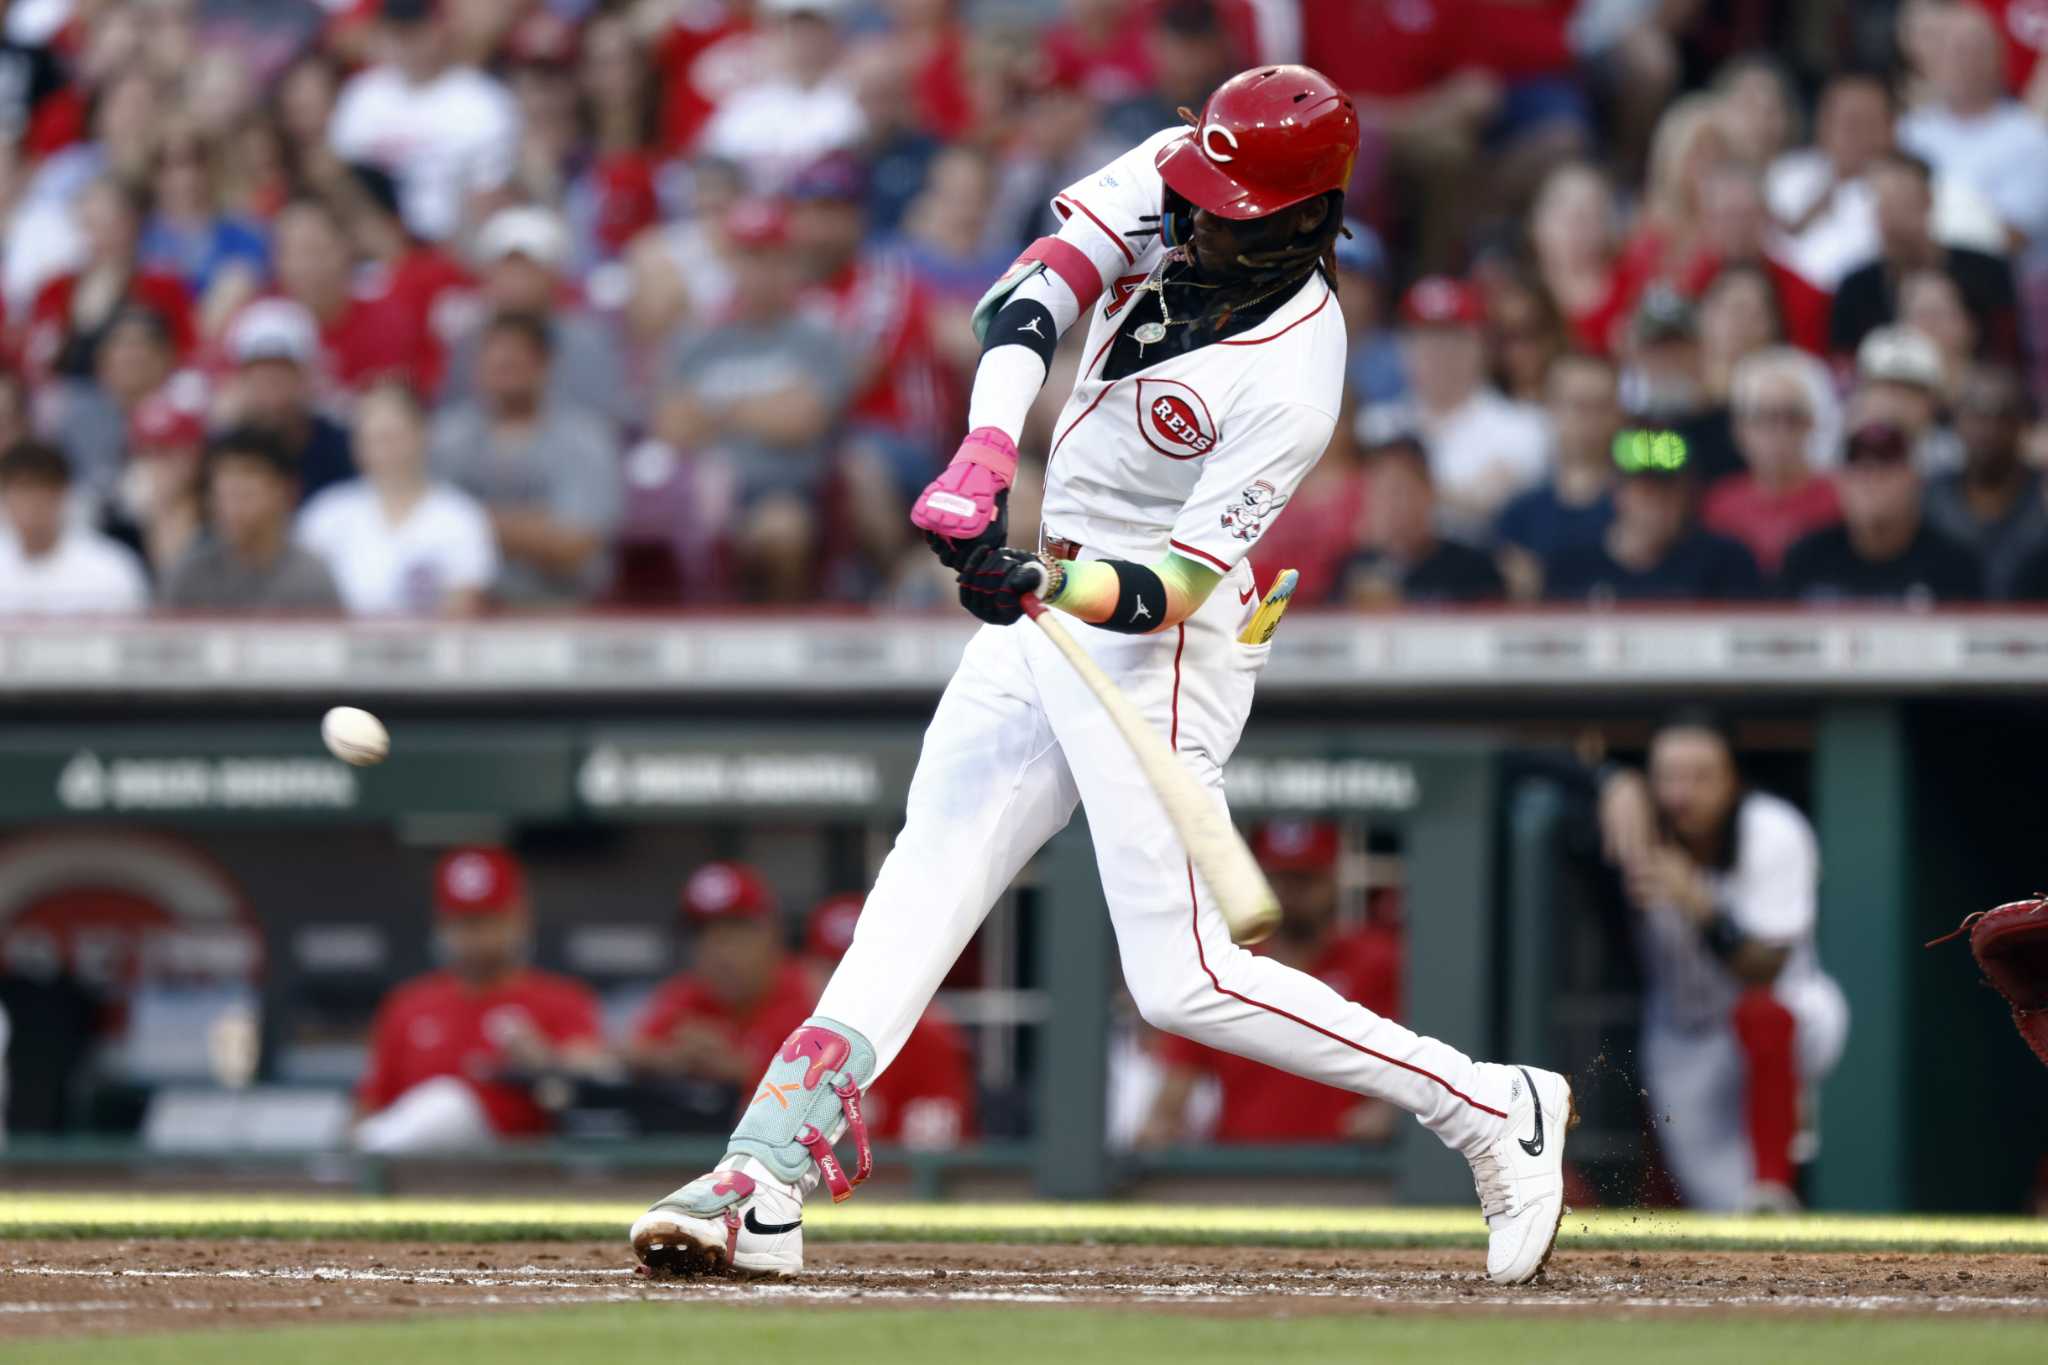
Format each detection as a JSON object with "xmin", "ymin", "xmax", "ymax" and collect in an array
[
  {"xmin": 6, "ymin": 1304, "xmax": 2048, "ymax": 1365},
  {"xmin": 2, "ymin": 1195, "xmax": 2045, "ymax": 1254}
]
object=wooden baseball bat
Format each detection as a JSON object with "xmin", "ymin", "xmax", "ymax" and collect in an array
[{"xmin": 1021, "ymin": 594, "xmax": 1281, "ymax": 945}]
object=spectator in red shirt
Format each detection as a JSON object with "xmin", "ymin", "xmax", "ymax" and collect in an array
[
  {"xmin": 791, "ymin": 152, "xmax": 950, "ymax": 572},
  {"xmin": 653, "ymin": 0, "xmax": 763, "ymax": 156},
  {"xmin": 1138, "ymin": 822, "xmax": 1402, "ymax": 1146},
  {"xmin": 23, "ymin": 178, "xmax": 196, "ymax": 382},
  {"xmin": 801, "ymin": 893, "xmax": 975, "ymax": 1148},
  {"xmin": 354, "ymin": 847, "xmax": 605, "ymax": 1154},
  {"xmin": 627, "ymin": 862, "xmax": 820, "ymax": 1095},
  {"xmin": 1677, "ymin": 163, "xmax": 1833, "ymax": 357},
  {"xmin": 335, "ymin": 162, "xmax": 473, "ymax": 398},
  {"xmin": 269, "ymin": 198, "xmax": 424, "ymax": 394},
  {"xmin": 1531, "ymin": 161, "xmax": 1629, "ymax": 356},
  {"xmin": 1703, "ymin": 348, "xmax": 1843, "ymax": 576}
]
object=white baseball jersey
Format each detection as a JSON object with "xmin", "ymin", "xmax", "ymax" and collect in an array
[
  {"xmin": 1036, "ymin": 129, "xmax": 1345, "ymax": 575},
  {"xmin": 804, "ymin": 126, "xmax": 1525, "ymax": 1173}
]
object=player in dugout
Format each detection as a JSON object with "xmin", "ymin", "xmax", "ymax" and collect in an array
[
  {"xmin": 1137, "ymin": 821, "xmax": 1402, "ymax": 1146},
  {"xmin": 801, "ymin": 894, "xmax": 975, "ymax": 1149},
  {"xmin": 1597, "ymin": 711, "xmax": 1849, "ymax": 1212},
  {"xmin": 625, "ymin": 862, "xmax": 819, "ymax": 1095},
  {"xmin": 354, "ymin": 847, "xmax": 606, "ymax": 1153}
]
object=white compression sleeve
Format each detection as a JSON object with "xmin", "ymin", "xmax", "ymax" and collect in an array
[{"xmin": 964, "ymin": 268, "xmax": 1085, "ymax": 442}]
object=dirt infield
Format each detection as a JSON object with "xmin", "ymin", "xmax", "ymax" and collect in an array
[{"xmin": 3, "ymin": 1239, "xmax": 2046, "ymax": 1337}]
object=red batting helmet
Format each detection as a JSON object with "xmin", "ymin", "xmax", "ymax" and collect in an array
[{"xmin": 1154, "ymin": 65, "xmax": 1359, "ymax": 222}]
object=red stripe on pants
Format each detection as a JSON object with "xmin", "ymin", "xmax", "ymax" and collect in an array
[{"xmin": 1732, "ymin": 988, "xmax": 1798, "ymax": 1186}]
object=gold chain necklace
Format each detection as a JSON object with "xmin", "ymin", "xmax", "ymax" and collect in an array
[{"xmin": 1132, "ymin": 258, "xmax": 1302, "ymax": 354}]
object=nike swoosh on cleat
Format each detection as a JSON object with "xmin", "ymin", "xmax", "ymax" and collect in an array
[
  {"xmin": 1239, "ymin": 586, "xmax": 1256, "ymax": 604},
  {"xmin": 744, "ymin": 1210, "xmax": 803, "ymax": 1236},
  {"xmin": 1517, "ymin": 1066, "xmax": 1545, "ymax": 1157}
]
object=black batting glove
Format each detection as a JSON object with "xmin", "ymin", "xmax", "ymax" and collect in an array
[
  {"xmin": 925, "ymin": 489, "xmax": 1009, "ymax": 570},
  {"xmin": 956, "ymin": 544, "xmax": 1050, "ymax": 625}
]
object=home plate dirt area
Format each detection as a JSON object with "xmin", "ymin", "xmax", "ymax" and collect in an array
[{"xmin": 4, "ymin": 1240, "xmax": 2046, "ymax": 1338}]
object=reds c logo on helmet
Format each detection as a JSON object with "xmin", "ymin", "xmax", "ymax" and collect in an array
[{"xmin": 1154, "ymin": 65, "xmax": 1360, "ymax": 221}]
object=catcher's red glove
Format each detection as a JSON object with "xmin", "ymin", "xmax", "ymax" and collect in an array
[{"xmin": 1928, "ymin": 895, "xmax": 2048, "ymax": 1068}]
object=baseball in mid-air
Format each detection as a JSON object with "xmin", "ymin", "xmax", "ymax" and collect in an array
[{"xmin": 321, "ymin": 706, "xmax": 390, "ymax": 766}]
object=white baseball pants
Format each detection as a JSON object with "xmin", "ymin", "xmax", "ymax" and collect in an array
[{"xmin": 817, "ymin": 561, "xmax": 1515, "ymax": 1156}]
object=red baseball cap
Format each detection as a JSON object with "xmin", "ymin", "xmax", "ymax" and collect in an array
[
  {"xmin": 1400, "ymin": 276, "xmax": 1485, "ymax": 328},
  {"xmin": 804, "ymin": 892, "xmax": 864, "ymax": 961},
  {"xmin": 434, "ymin": 846, "xmax": 527, "ymax": 916},
  {"xmin": 681, "ymin": 860, "xmax": 775, "ymax": 923},
  {"xmin": 129, "ymin": 394, "xmax": 205, "ymax": 452},
  {"xmin": 1252, "ymin": 820, "xmax": 1339, "ymax": 872}
]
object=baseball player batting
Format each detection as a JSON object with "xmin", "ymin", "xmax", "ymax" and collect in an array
[{"xmin": 632, "ymin": 65, "xmax": 1576, "ymax": 1287}]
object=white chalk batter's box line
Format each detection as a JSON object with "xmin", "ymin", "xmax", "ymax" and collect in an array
[{"xmin": 2, "ymin": 1265, "xmax": 2045, "ymax": 1314}]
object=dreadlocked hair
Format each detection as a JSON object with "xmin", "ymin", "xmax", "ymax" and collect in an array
[{"xmin": 1209, "ymin": 191, "xmax": 1349, "ymax": 331}]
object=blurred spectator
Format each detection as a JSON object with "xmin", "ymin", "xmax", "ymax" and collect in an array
[
  {"xmin": 1332, "ymin": 220, "xmax": 1404, "ymax": 408},
  {"xmin": 1597, "ymin": 712, "xmax": 1848, "ymax": 1212},
  {"xmin": 297, "ymin": 381, "xmax": 496, "ymax": 617},
  {"xmin": 1696, "ymin": 263, "xmax": 1785, "ymax": 420},
  {"xmin": 1138, "ymin": 820, "xmax": 1400, "ymax": 1146},
  {"xmin": 626, "ymin": 862, "xmax": 818, "ymax": 1091},
  {"xmin": 334, "ymin": 161, "xmax": 473, "ymax": 397},
  {"xmin": 221, "ymin": 299, "xmax": 356, "ymax": 502},
  {"xmin": 1829, "ymin": 150, "xmax": 2020, "ymax": 361},
  {"xmin": 445, "ymin": 206, "xmax": 625, "ymax": 426},
  {"xmin": 632, "ymin": 157, "xmax": 747, "ymax": 344},
  {"xmin": 984, "ymin": 52, "xmax": 1116, "ymax": 254},
  {"xmin": 700, "ymin": 0, "xmax": 865, "ymax": 193},
  {"xmin": 1302, "ymin": 0, "xmax": 1586, "ymax": 275},
  {"xmin": 328, "ymin": 0, "xmax": 519, "ymax": 242},
  {"xmin": 109, "ymin": 393, "xmax": 207, "ymax": 579},
  {"xmin": 158, "ymin": 427, "xmax": 342, "ymax": 612},
  {"xmin": 793, "ymin": 153, "xmax": 946, "ymax": 492},
  {"xmin": 39, "ymin": 305, "xmax": 177, "ymax": 513},
  {"xmin": 1704, "ymin": 348, "xmax": 1843, "ymax": 576},
  {"xmin": 659, "ymin": 200, "xmax": 850, "ymax": 602},
  {"xmin": 567, "ymin": 11, "xmax": 664, "ymax": 266},
  {"xmin": 1926, "ymin": 364, "xmax": 2047, "ymax": 597},
  {"xmin": 22, "ymin": 178, "xmax": 196, "ymax": 381},
  {"xmin": 1620, "ymin": 95, "xmax": 1735, "ymax": 306},
  {"xmin": 1897, "ymin": 269, "xmax": 1978, "ymax": 397},
  {"xmin": 1374, "ymin": 275, "xmax": 1547, "ymax": 538},
  {"xmin": 1712, "ymin": 54, "xmax": 1797, "ymax": 168},
  {"xmin": 1494, "ymin": 350, "xmax": 1622, "ymax": 600},
  {"xmin": 0, "ymin": 440, "xmax": 147, "ymax": 616},
  {"xmin": 1682, "ymin": 162, "xmax": 1831, "ymax": 357},
  {"xmin": 1778, "ymin": 421, "xmax": 1984, "ymax": 604},
  {"xmin": 1333, "ymin": 432, "xmax": 1505, "ymax": 607},
  {"xmin": 1244, "ymin": 419, "xmax": 1365, "ymax": 609},
  {"xmin": 896, "ymin": 147, "xmax": 1016, "ymax": 381},
  {"xmin": 139, "ymin": 117, "xmax": 269, "ymax": 331},
  {"xmin": 1853, "ymin": 324, "xmax": 1962, "ymax": 472},
  {"xmin": 268, "ymin": 198, "xmax": 429, "ymax": 394},
  {"xmin": 651, "ymin": 0, "xmax": 770, "ymax": 158},
  {"xmin": 1768, "ymin": 72, "xmax": 1895, "ymax": 291},
  {"xmin": 1530, "ymin": 161, "xmax": 1627, "ymax": 356},
  {"xmin": 1099, "ymin": 0, "xmax": 1242, "ymax": 147},
  {"xmin": 801, "ymin": 892, "xmax": 974, "ymax": 1149},
  {"xmin": 1481, "ymin": 263, "xmax": 1567, "ymax": 406},
  {"xmin": 1621, "ymin": 288, "xmax": 1723, "ymax": 477},
  {"xmin": 355, "ymin": 847, "xmax": 605, "ymax": 1153},
  {"xmin": 1543, "ymin": 426, "xmax": 1763, "ymax": 602},
  {"xmin": 432, "ymin": 309, "xmax": 622, "ymax": 607},
  {"xmin": 1899, "ymin": 2, "xmax": 2048, "ymax": 247}
]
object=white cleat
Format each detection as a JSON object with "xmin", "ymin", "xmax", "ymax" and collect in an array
[
  {"xmin": 1469, "ymin": 1065, "xmax": 1576, "ymax": 1285},
  {"xmin": 630, "ymin": 1164, "xmax": 807, "ymax": 1279}
]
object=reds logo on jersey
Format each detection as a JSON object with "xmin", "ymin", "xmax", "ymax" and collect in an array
[
  {"xmin": 1135, "ymin": 379, "xmax": 1216, "ymax": 459},
  {"xmin": 1220, "ymin": 480, "xmax": 1277, "ymax": 541}
]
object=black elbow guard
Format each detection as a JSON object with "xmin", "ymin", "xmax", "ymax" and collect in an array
[
  {"xmin": 983, "ymin": 298, "xmax": 1059, "ymax": 366},
  {"xmin": 1094, "ymin": 560, "xmax": 1170, "ymax": 634}
]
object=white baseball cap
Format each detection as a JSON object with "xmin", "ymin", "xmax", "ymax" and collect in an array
[
  {"xmin": 1856, "ymin": 325, "xmax": 1944, "ymax": 392},
  {"xmin": 228, "ymin": 298, "xmax": 320, "ymax": 368},
  {"xmin": 476, "ymin": 206, "xmax": 571, "ymax": 271}
]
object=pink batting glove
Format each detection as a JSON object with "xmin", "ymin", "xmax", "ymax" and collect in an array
[{"xmin": 910, "ymin": 427, "xmax": 1019, "ymax": 539}]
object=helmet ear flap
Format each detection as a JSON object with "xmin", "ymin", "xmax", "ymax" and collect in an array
[{"xmin": 1161, "ymin": 183, "xmax": 1196, "ymax": 250}]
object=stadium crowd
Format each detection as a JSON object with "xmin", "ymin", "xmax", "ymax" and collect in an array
[{"xmin": 4, "ymin": 0, "xmax": 2048, "ymax": 615}]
